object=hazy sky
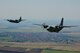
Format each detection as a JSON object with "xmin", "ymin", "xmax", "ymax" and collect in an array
[
  {"xmin": 0, "ymin": 0, "xmax": 80, "ymax": 32},
  {"xmin": 0, "ymin": 0, "xmax": 80, "ymax": 20}
]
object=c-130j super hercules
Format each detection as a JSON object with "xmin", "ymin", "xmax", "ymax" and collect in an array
[
  {"xmin": 34, "ymin": 18, "xmax": 76, "ymax": 33},
  {"xmin": 7, "ymin": 16, "xmax": 25, "ymax": 23}
]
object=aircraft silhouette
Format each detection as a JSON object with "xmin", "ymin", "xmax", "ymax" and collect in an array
[
  {"xmin": 7, "ymin": 16, "xmax": 25, "ymax": 23},
  {"xmin": 34, "ymin": 18, "xmax": 76, "ymax": 33}
]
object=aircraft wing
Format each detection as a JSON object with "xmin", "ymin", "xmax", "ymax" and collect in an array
[
  {"xmin": 33, "ymin": 24, "xmax": 42, "ymax": 26},
  {"xmin": 63, "ymin": 26, "xmax": 77, "ymax": 28},
  {"xmin": 7, "ymin": 19, "xmax": 9, "ymax": 21},
  {"xmin": 7, "ymin": 19, "xmax": 11, "ymax": 22}
]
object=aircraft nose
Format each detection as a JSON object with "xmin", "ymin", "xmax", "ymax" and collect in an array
[{"xmin": 43, "ymin": 25, "xmax": 48, "ymax": 28}]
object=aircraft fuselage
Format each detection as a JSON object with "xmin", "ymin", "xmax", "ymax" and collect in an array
[
  {"xmin": 7, "ymin": 20, "xmax": 20, "ymax": 23},
  {"xmin": 46, "ymin": 26, "xmax": 63, "ymax": 32}
]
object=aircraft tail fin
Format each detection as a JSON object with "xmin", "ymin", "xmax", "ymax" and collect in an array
[
  {"xmin": 19, "ymin": 16, "xmax": 22, "ymax": 21},
  {"xmin": 60, "ymin": 18, "xmax": 64, "ymax": 26}
]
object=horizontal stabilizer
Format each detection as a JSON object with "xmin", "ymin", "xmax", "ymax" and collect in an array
[{"xmin": 21, "ymin": 19, "xmax": 26, "ymax": 21}]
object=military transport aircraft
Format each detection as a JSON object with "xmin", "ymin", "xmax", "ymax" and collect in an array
[
  {"xmin": 34, "ymin": 18, "xmax": 76, "ymax": 33},
  {"xmin": 7, "ymin": 16, "xmax": 25, "ymax": 23}
]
